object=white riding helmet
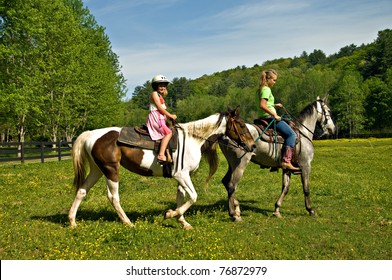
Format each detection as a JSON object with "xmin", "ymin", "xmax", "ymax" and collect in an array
[{"xmin": 151, "ymin": 74, "xmax": 170, "ymax": 84}]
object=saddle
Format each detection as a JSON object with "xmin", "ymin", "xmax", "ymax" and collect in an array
[
  {"xmin": 253, "ymin": 118, "xmax": 300, "ymax": 171},
  {"xmin": 117, "ymin": 124, "xmax": 178, "ymax": 157},
  {"xmin": 252, "ymin": 118, "xmax": 299, "ymax": 145}
]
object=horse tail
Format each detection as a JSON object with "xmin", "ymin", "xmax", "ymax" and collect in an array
[
  {"xmin": 72, "ymin": 130, "xmax": 91, "ymax": 192},
  {"xmin": 201, "ymin": 139, "xmax": 219, "ymax": 189}
]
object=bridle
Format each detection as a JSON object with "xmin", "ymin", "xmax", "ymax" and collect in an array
[
  {"xmin": 226, "ymin": 115, "xmax": 254, "ymax": 152},
  {"xmin": 316, "ymin": 100, "xmax": 333, "ymax": 136},
  {"xmin": 282, "ymin": 99, "xmax": 333, "ymax": 141}
]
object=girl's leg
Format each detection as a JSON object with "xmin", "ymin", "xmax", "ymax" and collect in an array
[
  {"xmin": 276, "ymin": 121, "xmax": 296, "ymax": 148},
  {"xmin": 276, "ymin": 121, "xmax": 299, "ymax": 170},
  {"xmin": 157, "ymin": 119, "xmax": 173, "ymax": 162},
  {"xmin": 158, "ymin": 132, "xmax": 172, "ymax": 161}
]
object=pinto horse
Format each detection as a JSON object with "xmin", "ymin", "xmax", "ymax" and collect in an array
[
  {"xmin": 215, "ymin": 97, "xmax": 336, "ymax": 221},
  {"xmin": 68, "ymin": 108, "xmax": 255, "ymax": 230}
]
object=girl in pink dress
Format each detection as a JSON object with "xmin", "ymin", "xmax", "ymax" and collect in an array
[{"xmin": 146, "ymin": 75, "xmax": 177, "ymax": 162}]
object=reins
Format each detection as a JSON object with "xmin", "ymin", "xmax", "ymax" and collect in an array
[
  {"xmin": 281, "ymin": 106, "xmax": 315, "ymax": 138},
  {"xmin": 172, "ymin": 116, "xmax": 251, "ymax": 152},
  {"xmin": 254, "ymin": 118, "xmax": 280, "ymax": 161}
]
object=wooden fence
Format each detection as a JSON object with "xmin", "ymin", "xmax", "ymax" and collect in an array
[{"xmin": 0, "ymin": 140, "xmax": 73, "ymax": 163}]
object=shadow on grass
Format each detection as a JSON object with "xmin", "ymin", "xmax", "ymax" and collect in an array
[{"xmin": 31, "ymin": 199, "xmax": 272, "ymax": 226}]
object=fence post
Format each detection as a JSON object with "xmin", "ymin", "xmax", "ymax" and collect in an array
[
  {"xmin": 58, "ymin": 139, "xmax": 62, "ymax": 161},
  {"xmin": 41, "ymin": 143, "xmax": 45, "ymax": 163},
  {"xmin": 20, "ymin": 142, "xmax": 25, "ymax": 163}
]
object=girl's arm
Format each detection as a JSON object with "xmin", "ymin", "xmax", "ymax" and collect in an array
[
  {"xmin": 151, "ymin": 91, "xmax": 177, "ymax": 120},
  {"xmin": 259, "ymin": 98, "xmax": 281, "ymax": 121}
]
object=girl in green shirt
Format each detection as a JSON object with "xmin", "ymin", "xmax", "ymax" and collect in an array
[{"xmin": 257, "ymin": 69, "xmax": 299, "ymax": 171}]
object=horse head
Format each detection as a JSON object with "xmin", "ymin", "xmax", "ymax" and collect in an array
[
  {"xmin": 225, "ymin": 106, "xmax": 255, "ymax": 152},
  {"xmin": 317, "ymin": 96, "xmax": 336, "ymax": 136}
]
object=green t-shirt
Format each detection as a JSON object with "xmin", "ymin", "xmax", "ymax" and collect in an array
[{"xmin": 259, "ymin": 86, "xmax": 276, "ymax": 118}]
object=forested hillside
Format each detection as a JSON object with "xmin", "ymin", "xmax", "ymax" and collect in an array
[
  {"xmin": 129, "ymin": 29, "xmax": 392, "ymax": 138},
  {"xmin": 1, "ymin": 0, "xmax": 391, "ymax": 141}
]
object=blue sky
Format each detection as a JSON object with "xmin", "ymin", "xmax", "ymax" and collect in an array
[{"xmin": 84, "ymin": 0, "xmax": 392, "ymax": 99}]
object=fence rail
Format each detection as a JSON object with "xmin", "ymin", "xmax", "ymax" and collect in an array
[{"xmin": 0, "ymin": 140, "xmax": 73, "ymax": 163}]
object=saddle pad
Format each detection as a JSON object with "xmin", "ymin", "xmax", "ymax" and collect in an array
[
  {"xmin": 117, "ymin": 127, "xmax": 179, "ymax": 151},
  {"xmin": 252, "ymin": 124, "xmax": 285, "ymax": 144},
  {"xmin": 252, "ymin": 119, "xmax": 299, "ymax": 145},
  {"xmin": 118, "ymin": 127, "xmax": 155, "ymax": 150}
]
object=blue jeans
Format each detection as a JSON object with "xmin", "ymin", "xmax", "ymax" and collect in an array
[{"xmin": 263, "ymin": 118, "xmax": 296, "ymax": 148}]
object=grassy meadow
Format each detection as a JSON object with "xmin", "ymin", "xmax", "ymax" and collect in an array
[{"xmin": 0, "ymin": 138, "xmax": 391, "ymax": 260}]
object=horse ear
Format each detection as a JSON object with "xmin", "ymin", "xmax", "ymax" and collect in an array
[
  {"xmin": 235, "ymin": 105, "xmax": 240, "ymax": 115},
  {"xmin": 323, "ymin": 94, "xmax": 329, "ymax": 103}
]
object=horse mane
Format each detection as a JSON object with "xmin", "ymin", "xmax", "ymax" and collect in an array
[
  {"xmin": 297, "ymin": 100, "xmax": 318, "ymax": 122},
  {"xmin": 182, "ymin": 113, "xmax": 225, "ymax": 139}
]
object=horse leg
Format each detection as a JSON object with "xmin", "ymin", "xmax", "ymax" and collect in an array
[
  {"xmin": 222, "ymin": 166, "xmax": 242, "ymax": 222},
  {"xmin": 68, "ymin": 162, "xmax": 102, "ymax": 228},
  {"xmin": 273, "ymin": 170, "xmax": 291, "ymax": 218},
  {"xmin": 165, "ymin": 185, "xmax": 193, "ymax": 230},
  {"xmin": 222, "ymin": 149, "xmax": 252, "ymax": 221},
  {"xmin": 105, "ymin": 178, "xmax": 134, "ymax": 227},
  {"xmin": 164, "ymin": 173, "xmax": 197, "ymax": 230},
  {"xmin": 300, "ymin": 167, "xmax": 316, "ymax": 216}
]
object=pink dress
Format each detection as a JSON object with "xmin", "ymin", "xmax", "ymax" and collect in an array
[{"xmin": 146, "ymin": 94, "xmax": 172, "ymax": 140}]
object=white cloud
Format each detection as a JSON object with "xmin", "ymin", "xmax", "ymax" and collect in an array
[{"xmin": 94, "ymin": 0, "xmax": 392, "ymax": 98}]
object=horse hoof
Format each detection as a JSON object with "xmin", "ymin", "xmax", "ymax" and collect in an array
[
  {"xmin": 309, "ymin": 210, "xmax": 317, "ymax": 217},
  {"xmin": 183, "ymin": 224, "xmax": 193, "ymax": 230},
  {"xmin": 164, "ymin": 209, "xmax": 175, "ymax": 220},
  {"xmin": 69, "ymin": 220, "xmax": 77, "ymax": 229},
  {"xmin": 232, "ymin": 216, "xmax": 243, "ymax": 222},
  {"xmin": 273, "ymin": 212, "xmax": 282, "ymax": 218}
]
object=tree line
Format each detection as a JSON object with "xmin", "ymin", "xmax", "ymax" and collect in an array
[
  {"xmin": 1, "ymin": 0, "xmax": 391, "ymax": 142},
  {"xmin": 129, "ymin": 29, "xmax": 392, "ymax": 138},
  {"xmin": 0, "ymin": 0, "xmax": 126, "ymax": 143}
]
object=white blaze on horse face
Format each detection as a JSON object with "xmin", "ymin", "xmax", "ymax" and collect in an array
[{"xmin": 321, "ymin": 104, "xmax": 336, "ymax": 135}]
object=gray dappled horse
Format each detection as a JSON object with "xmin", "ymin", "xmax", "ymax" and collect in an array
[
  {"xmin": 217, "ymin": 97, "xmax": 336, "ymax": 220},
  {"xmin": 68, "ymin": 108, "xmax": 255, "ymax": 230}
]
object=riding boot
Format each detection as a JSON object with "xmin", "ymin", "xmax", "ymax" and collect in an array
[{"xmin": 281, "ymin": 146, "xmax": 300, "ymax": 171}]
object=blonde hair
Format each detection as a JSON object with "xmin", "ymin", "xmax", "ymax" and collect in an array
[
  {"xmin": 257, "ymin": 69, "xmax": 278, "ymax": 97},
  {"xmin": 257, "ymin": 69, "xmax": 277, "ymax": 96}
]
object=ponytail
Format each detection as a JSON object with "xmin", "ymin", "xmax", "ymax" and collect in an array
[{"xmin": 257, "ymin": 69, "xmax": 277, "ymax": 97}]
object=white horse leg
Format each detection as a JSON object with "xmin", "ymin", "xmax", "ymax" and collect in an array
[
  {"xmin": 175, "ymin": 185, "xmax": 193, "ymax": 230},
  {"xmin": 164, "ymin": 173, "xmax": 197, "ymax": 230},
  {"xmin": 68, "ymin": 163, "xmax": 102, "ymax": 228},
  {"xmin": 273, "ymin": 170, "xmax": 291, "ymax": 218},
  {"xmin": 106, "ymin": 179, "xmax": 134, "ymax": 227}
]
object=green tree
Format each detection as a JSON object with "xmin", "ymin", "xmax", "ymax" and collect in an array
[
  {"xmin": 0, "ymin": 0, "xmax": 126, "ymax": 142},
  {"xmin": 308, "ymin": 49, "xmax": 327, "ymax": 65},
  {"xmin": 331, "ymin": 71, "xmax": 366, "ymax": 137},
  {"xmin": 361, "ymin": 29, "xmax": 392, "ymax": 79},
  {"xmin": 363, "ymin": 76, "xmax": 392, "ymax": 130}
]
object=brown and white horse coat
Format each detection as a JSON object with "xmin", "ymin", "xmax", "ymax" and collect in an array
[{"xmin": 68, "ymin": 109, "xmax": 255, "ymax": 229}]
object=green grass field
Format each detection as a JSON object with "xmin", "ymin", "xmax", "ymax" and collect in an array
[{"xmin": 0, "ymin": 138, "xmax": 391, "ymax": 260}]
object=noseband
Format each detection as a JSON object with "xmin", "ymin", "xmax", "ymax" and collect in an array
[
  {"xmin": 227, "ymin": 116, "xmax": 253, "ymax": 152},
  {"xmin": 317, "ymin": 100, "xmax": 333, "ymax": 131}
]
